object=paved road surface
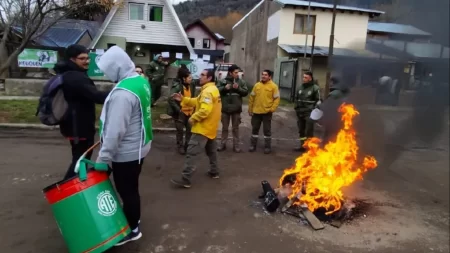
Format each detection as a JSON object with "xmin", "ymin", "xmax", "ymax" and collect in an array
[{"xmin": 0, "ymin": 128, "xmax": 448, "ymax": 253}]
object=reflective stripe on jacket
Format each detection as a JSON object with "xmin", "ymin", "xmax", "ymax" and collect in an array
[
  {"xmin": 181, "ymin": 82, "xmax": 222, "ymax": 139},
  {"xmin": 248, "ymin": 80, "xmax": 280, "ymax": 114}
]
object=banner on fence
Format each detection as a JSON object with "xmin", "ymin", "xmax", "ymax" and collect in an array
[{"xmin": 18, "ymin": 49, "xmax": 58, "ymax": 68}]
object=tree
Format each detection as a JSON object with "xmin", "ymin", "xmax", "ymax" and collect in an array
[{"xmin": 0, "ymin": 0, "xmax": 118, "ymax": 76}]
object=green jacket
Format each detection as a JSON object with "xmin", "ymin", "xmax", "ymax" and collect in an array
[
  {"xmin": 216, "ymin": 75, "xmax": 248, "ymax": 113},
  {"xmin": 295, "ymin": 81, "xmax": 321, "ymax": 114},
  {"xmin": 167, "ymin": 78, "xmax": 198, "ymax": 117},
  {"xmin": 146, "ymin": 61, "xmax": 166, "ymax": 84}
]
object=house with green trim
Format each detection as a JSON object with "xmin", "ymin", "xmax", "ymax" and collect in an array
[{"xmin": 89, "ymin": 0, "xmax": 194, "ymax": 69}]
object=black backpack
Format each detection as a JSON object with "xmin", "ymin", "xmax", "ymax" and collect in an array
[{"xmin": 35, "ymin": 73, "xmax": 69, "ymax": 126}]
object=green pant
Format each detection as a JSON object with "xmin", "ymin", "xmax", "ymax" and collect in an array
[
  {"xmin": 151, "ymin": 80, "xmax": 163, "ymax": 105},
  {"xmin": 251, "ymin": 113, "xmax": 272, "ymax": 138},
  {"xmin": 174, "ymin": 113, "xmax": 192, "ymax": 149},
  {"xmin": 296, "ymin": 111, "xmax": 314, "ymax": 141},
  {"xmin": 182, "ymin": 133, "xmax": 219, "ymax": 180},
  {"xmin": 221, "ymin": 112, "xmax": 241, "ymax": 146}
]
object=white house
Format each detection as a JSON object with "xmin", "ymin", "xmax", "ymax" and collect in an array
[{"xmin": 89, "ymin": 0, "xmax": 194, "ymax": 67}]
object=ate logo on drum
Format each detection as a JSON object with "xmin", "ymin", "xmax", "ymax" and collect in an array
[{"xmin": 97, "ymin": 190, "xmax": 117, "ymax": 216}]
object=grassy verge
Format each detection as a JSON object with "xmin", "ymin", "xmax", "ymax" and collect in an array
[{"xmin": 0, "ymin": 99, "xmax": 170, "ymax": 127}]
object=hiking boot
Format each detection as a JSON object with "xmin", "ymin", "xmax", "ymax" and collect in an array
[
  {"xmin": 233, "ymin": 147, "xmax": 242, "ymax": 153},
  {"xmin": 249, "ymin": 136, "xmax": 257, "ymax": 152},
  {"xmin": 264, "ymin": 138, "xmax": 272, "ymax": 154},
  {"xmin": 217, "ymin": 143, "xmax": 227, "ymax": 152},
  {"xmin": 207, "ymin": 171, "xmax": 220, "ymax": 179},
  {"xmin": 170, "ymin": 177, "xmax": 191, "ymax": 188},
  {"xmin": 115, "ymin": 227, "xmax": 142, "ymax": 246}
]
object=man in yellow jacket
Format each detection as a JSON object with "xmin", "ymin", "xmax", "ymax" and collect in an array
[
  {"xmin": 171, "ymin": 69, "xmax": 222, "ymax": 188},
  {"xmin": 248, "ymin": 70, "xmax": 280, "ymax": 154}
]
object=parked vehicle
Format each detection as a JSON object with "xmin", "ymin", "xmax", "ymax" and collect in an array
[{"xmin": 215, "ymin": 63, "xmax": 244, "ymax": 81}]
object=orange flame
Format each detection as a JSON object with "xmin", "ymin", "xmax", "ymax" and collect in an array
[{"xmin": 279, "ymin": 103, "xmax": 377, "ymax": 215}]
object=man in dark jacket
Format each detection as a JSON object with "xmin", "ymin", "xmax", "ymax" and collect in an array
[
  {"xmin": 319, "ymin": 76, "xmax": 350, "ymax": 146},
  {"xmin": 216, "ymin": 65, "xmax": 248, "ymax": 153},
  {"xmin": 146, "ymin": 54, "xmax": 168, "ymax": 106},
  {"xmin": 294, "ymin": 71, "xmax": 321, "ymax": 151},
  {"xmin": 55, "ymin": 45, "xmax": 109, "ymax": 180}
]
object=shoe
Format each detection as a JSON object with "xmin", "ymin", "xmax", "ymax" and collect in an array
[
  {"xmin": 115, "ymin": 228, "xmax": 142, "ymax": 246},
  {"xmin": 170, "ymin": 178, "xmax": 191, "ymax": 188},
  {"xmin": 264, "ymin": 138, "xmax": 272, "ymax": 154},
  {"xmin": 249, "ymin": 136, "xmax": 258, "ymax": 152},
  {"xmin": 178, "ymin": 146, "xmax": 186, "ymax": 155},
  {"xmin": 233, "ymin": 147, "xmax": 242, "ymax": 153},
  {"xmin": 207, "ymin": 172, "xmax": 220, "ymax": 179},
  {"xmin": 217, "ymin": 143, "xmax": 226, "ymax": 152}
]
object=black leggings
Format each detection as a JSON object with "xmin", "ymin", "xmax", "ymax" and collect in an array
[{"xmin": 112, "ymin": 159, "xmax": 144, "ymax": 230}]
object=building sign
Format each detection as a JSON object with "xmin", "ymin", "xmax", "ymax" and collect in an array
[
  {"xmin": 171, "ymin": 60, "xmax": 211, "ymax": 79},
  {"xmin": 18, "ymin": 49, "xmax": 58, "ymax": 68},
  {"xmin": 87, "ymin": 52, "xmax": 104, "ymax": 77}
]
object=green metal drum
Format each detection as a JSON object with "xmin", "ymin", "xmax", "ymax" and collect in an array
[{"xmin": 43, "ymin": 169, "xmax": 130, "ymax": 253}]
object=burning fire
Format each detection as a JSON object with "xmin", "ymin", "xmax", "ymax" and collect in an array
[{"xmin": 280, "ymin": 103, "xmax": 377, "ymax": 215}]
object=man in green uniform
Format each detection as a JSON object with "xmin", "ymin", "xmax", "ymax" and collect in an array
[
  {"xmin": 216, "ymin": 64, "xmax": 248, "ymax": 152},
  {"xmin": 146, "ymin": 54, "xmax": 168, "ymax": 106},
  {"xmin": 294, "ymin": 71, "xmax": 321, "ymax": 151}
]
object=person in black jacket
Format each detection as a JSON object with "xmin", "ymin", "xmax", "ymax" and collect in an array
[{"xmin": 55, "ymin": 45, "xmax": 109, "ymax": 180}]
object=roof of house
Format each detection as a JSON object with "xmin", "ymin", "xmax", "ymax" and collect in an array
[
  {"xmin": 184, "ymin": 19, "xmax": 225, "ymax": 41},
  {"xmin": 278, "ymin": 44, "xmax": 381, "ymax": 58},
  {"xmin": 13, "ymin": 26, "xmax": 91, "ymax": 48},
  {"xmin": 368, "ymin": 22, "xmax": 431, "ymax": 36},
  {"xmin": 366, "ymin": 38, "xmax": 449, "ymax": 59},
  {"xmin": 233, "ymin": 0, "xmax": 384, "ymax": 29},
  {"xmin": 89, "ymin": 0, "xmax": 194, "ymax": 54},
  {"xmin": 35, "ymin": 28, "xmax": 91, "ymax": 47}
]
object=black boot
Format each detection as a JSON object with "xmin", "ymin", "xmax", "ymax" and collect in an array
[
  {"xmin": 249, "ymin": 136, "xmax": 257, "ymax": 152},
  {"xmin": 264, "ymin": 138, "xmax": 272, "ymax": 154},
  {"xmin": 217, "ymin": 142, "xmax": 226, "ymax": 152},
  {"xmin": 293, "ymin": 139, "xmax": 305, "ymax": 152}
]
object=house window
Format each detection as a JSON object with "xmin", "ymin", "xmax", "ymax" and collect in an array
[
  {"xmin": 189, "ymin": 38, "xmax": 195, "ymax": 47},
  {"xmin": 129, "ymin": 3, "xmax": 144, "ymax": 20},
  {"xmin": 203, "ymin": 39, "xmax": 210, "ymax": 49},
  {"xmin": 107, "ymin": 43, "xmax": 116, "ymax": 49},
  {"xmin": 293, "ymin": 14, "xmax": 316, "ymax": 35},
  {"xmin": 149, "ymin": 5, "xmax": 163, "ymax": 22}
]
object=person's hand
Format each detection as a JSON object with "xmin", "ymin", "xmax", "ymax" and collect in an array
[
  {"xmin": 232, "ymin": 83, "xmax": 239, "ymax": 89},
  {"xmin": 225, "ymin": 84, "xmax": 231, "ymax": 90},
  {"xmin": 188, "ymin": 117, "xmax": 195, "ymax": 125},
  {"xmin": 248, "ymin": 112, "xmax": 253, "ymax": 116},
  {"xmin": 172, "ymin": 93, "xmax": 183, "ymax": 102}
]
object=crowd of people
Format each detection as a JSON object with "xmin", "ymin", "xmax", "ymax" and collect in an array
[{"xmin": 49, "ymin": 44, "xmax": 348, "ymax": 247}]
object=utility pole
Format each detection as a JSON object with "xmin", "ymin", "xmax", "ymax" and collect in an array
[{"xmin": 324, "ymin": 0, "xmax": 338, "ymax": 98}]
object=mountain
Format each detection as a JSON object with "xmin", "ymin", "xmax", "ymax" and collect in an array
[{"xmin": 173, "ymin": 0, "xmax": 449, "ymax": 46}]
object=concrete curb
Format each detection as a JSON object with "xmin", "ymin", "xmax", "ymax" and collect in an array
[{"xmin": 0, "ymin": 123, "xmax": 177, "ymax": 132}]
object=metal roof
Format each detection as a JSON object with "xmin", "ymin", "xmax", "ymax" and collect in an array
[
  {"xmin": 278, "ymin": 44, "xmax": 378, "ymax": 57},
  {"xmin": 276, "ymin": 0, "xmax": 384, "ymax": 15},
  {"xmin": 233, "ymin": 0, "xmax": 383, "ymax": 29},
  {"xmin": 368, "ymin": 22, "xmax": 431, "ymax": 36},
  {"xmin": 35, "ymin": 28, "xmax": 88, "ymax": 48},
  {"xmin": 366, "ymin": 38, "xmax": 449, "ymax": 59}
]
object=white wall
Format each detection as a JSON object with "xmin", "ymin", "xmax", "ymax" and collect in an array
[
  {"xmin": 267, "ymin": 10, "xmax": 281, "ymax": 41},
  {"xmin": 103, "ymin": 0, "xmax": 186, "ymax": 46},
  {"xmin": 278, "ymin": 8, "xmax": 370, "ymax": 50}
]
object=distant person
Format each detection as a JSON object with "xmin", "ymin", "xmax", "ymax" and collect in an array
[
  {"xmin": 135, "ymin": 66, "xmax": 145, "ymax": 77},
  {"xmin": 167, "ymin": 68, "xmax": 197, "ymax": 154},
  {"xmin": 96, "ymin": 46, "xmax": 153, "ymax": 246},
  {"xmin": 170, "ymin": 69, "xmax": 221, "ymax": 188},
  {"xmin": 319, "ymin": 76, "xmax": 350, "ymax": 146},
  {"xmin": 217, "ymin": 64, "xmax": 248, "ymax": 153},
  {"xmin": 146, "ymin": 54, "xmax": 169, "ymax": 107},
  {"xmin": 248, "ymin": 70, "xmax": 280, "ymax": 154},
  {"xmin": 294, "ymin": 71, "xmax": 321, "ymax": 152},
  {"xmin": 53, "ymin": 44, "xmax": 109, "ymax": 180}
]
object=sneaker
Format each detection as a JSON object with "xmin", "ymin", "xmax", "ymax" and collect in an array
[
  {"xmin": 170, "ymin": 178, "xmax": 191, "ymax": 188},
  {"xmin": 115, "ymin": 228, "xmax": 142, "ymax": 246},
  {"xmin": 207, "ymin": 172, "xmax": 220, "ymax": 179}
]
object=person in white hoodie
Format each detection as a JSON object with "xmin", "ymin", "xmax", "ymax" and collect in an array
[{"xmin": 96, "ymin": 46, "xmax": 153, "ymax": 246}]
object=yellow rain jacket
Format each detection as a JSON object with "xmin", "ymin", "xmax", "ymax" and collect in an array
[
  {"xmin": 248, "ymin": 80, "xmax": 280, "ymax": 114},
  {"xmin": 181, "ymin": 82, "xmax": 222, "ymax": 139}
]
